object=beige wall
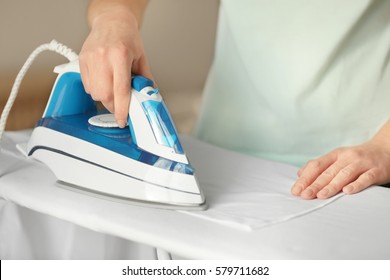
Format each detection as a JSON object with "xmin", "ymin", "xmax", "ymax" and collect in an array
[{"xmin": 0, "ymin": 0, "xmax": 219, "ymax": 132}]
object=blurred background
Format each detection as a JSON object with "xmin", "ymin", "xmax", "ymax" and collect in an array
[{"xmin": 0, "ymin": 0, "xmax": 219, "ymax": 134}]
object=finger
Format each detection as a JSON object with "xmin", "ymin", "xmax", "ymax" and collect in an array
[
  {"xmin": 132, "ymin": 55, "xmax": 155, "ymax": 84},
  {"xmin": 342, "ymin": 169, "xmax": 378, "ymax": 194},
  {"xmin": 297, "ymin": 166, "xmax": 304, "ymax": 177},
  {"xmin": 291, "ymin": 153, "xmax": 336, "ymax": 197},
  {"xmin": 316, "ymin": 163, "xmax": 365, "ymax": 199},
  {"xmin": 302, "ymin": 162, "xmax": 344, "ymax": 199},
  {"xmin": 89, "ymin": 63, "xmax": 114, "ymax": 112},
  {"xmin": 101, "ymin": 100, "xmax": 114, "ymax": 114},
  {"xmin": 113, "ymin": 57, "xmax": 131, "ymax": 128},
  {"xmin": 79, "ymin": 57, "xmax": 91, "ymax": 94}
]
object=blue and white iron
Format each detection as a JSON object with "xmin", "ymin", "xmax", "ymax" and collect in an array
[{"xmin": 26, "ymin": 61, "xmax": 206, "ymax": 210}]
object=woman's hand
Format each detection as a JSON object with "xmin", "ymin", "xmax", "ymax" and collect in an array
[
  {"xmin": 291, "ymin": 134, "xmax": 390, "ymax": 199},
  {"xmin": 79, "ymin": 1, "xmax": 152, "ymax": 128}
]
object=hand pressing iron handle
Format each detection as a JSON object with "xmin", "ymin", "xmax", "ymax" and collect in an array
[
  {"xmin": 43, "ymin": 60, "xmax": 187, "ymax": 164},
  {"xmin": 129, "ymin": 76, "xmax": 188, "ymax": 164}
]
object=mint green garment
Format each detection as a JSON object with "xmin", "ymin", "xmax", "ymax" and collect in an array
[{"xmin": 194, "ymin": 0, "xmax": 390, "ymax": 166}]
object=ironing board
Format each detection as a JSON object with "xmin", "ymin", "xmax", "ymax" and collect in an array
[{"xmin": 1, "ymin": 130, "xmax": 390, "ymax": 259}]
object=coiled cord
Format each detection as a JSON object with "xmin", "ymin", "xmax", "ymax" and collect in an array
[{"xmin": 0, "ymin": 40, "xmax": 78, "ymax": 142}]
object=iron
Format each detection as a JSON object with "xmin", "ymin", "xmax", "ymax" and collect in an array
[{"xmin": 26, "ymin": 61, "xmax": 206, "ymax": 210}]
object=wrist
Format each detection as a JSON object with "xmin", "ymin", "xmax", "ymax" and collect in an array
[
  {"xmin": 90, "ymin": 6, "xmax": 139, "ymax": 30},
  {"xmin": 87, "ymin": 0, "xmax": 148, "ymax": 27}
]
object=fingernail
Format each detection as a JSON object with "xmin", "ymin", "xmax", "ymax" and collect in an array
[
  {"xmin": 117, "ymin": 120, "xmax": 127, "ymax": 128},
  {"xmin": 317, "ymin": 188, "xmax": 329, "ymax": 198},
  {"xmin": 301, "ymin": 188, "xmax": 313, "ymax": 199},
  {"xmin": 291, "ymin": 184, "xmax": 303, "ymax": 196},
  {"xmin": 343, "ymin": 185, "xmax": 354, "ymax": 194}
]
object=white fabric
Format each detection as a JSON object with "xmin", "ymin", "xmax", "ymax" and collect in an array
[
  {"xmin": 1, "ymin": 130, "xmax": 390, "ymax": 259},
  {"xmin": 195, "ymin": 0, "xmax": 390, "ymax": 166},
  {"xmin": 0, "ymin": 199, "xmax": 156, "ymax": 259},
  {"xmin": 1, "ymin": 131, "xmax": 341, "ymax": 232},
  {"xmin": 180, "ymin": 137, "xmax": 344, "ymax": 230}
]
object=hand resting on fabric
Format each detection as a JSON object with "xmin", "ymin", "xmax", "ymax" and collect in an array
[{"xmin": 291, "ymin": 119, "xmax": 390, "ymax": 199}]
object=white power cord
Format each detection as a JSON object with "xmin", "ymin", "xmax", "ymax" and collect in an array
[{"xmin": 0, "ymin": 40, "xmax": 78, "ymax": 143}]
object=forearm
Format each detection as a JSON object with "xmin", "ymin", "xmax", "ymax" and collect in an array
[{"xmin": 87, "ymin": 0, "xmax": 149, "ymax": 28}]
